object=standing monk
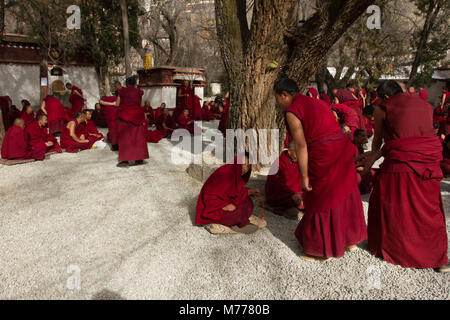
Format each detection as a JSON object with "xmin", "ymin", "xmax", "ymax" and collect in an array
[
  {"xmin": 274, "ymin": 77, "xmax": 367, "ymax": 261},
  {"xmin": 25, "ymin": 114, "xmax": 62, "ymax": 155},
  {"xmin": 358, "ymin": 80, "xmax": 448, "ymax": 272},
  {"xmin": 41, "ymin": 96, "xmax": 66, "ymax": 136},
  {"xmin": 100, "ymin": 96, "xmax": 119, "ymax": 151},
  {"xmin": 176, "ymin": 80, "xmax": 195, "ymax": 121},
  {"xmin": 66, "ymin": 83, "xmax": 85, "ymax": 118},
  {"xmin": 116, "ymin": 77, "xmax": 149, "ymax": 167}
]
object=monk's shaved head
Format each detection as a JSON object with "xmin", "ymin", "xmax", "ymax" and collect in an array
[
  {"xmin": 14, "ymin": 118, "xmax": 25, "ymax": 129},
  {"xmin": 37, "ymin": 113, "xmax": 47, "ymax": 121}
]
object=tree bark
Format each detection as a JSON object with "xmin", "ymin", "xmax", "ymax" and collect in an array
[
  {"xmin": 120, "ymin": 0, "xmax": 132, "ymax": 78},
  {"xmin": 215, "ymin": 0, "xmax": 375, "ymax": 163},
  {"xmin": 0, "ymin": 0, "xmax": 4, "ymax": 42}
]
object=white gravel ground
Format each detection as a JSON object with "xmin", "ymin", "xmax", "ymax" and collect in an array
[{"xmin": 0, "ymin": 121, "xmax": 449, "ymax": 300}]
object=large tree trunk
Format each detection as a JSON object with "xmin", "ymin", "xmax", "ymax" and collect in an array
[
  {"xmin": 0, "ymin": 0, "xmax": 4, "ymax": 42},
  {"xmin": 216, "ymin": 0, "xmax": 375, "ymax": 163},
  {"xmin": 408, "ymin": 1, "xmax": 441, "ymax": 86},
  {"xmin": 120, "ymin": 0, "xmax": 132, "ymax": 78}
]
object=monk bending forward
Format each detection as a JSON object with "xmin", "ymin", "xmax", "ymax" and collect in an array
[
  {"xmin": 196, "ymin": 153, "xmax": 262, "ymax": 234},
  {"xmin": 274, "ymin": 78, "xmax": 367, "ymax": 261},
  {"xmin": 358, "ymin": 80, "xmax": 448, "ymax": 272}
]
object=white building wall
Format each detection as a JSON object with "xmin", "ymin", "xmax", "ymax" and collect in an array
[
  {"xmin": 194, "ymin": 87, "xmax": 204, "ymax": 104},
  {"xmin": 142, "ymin": 86, "xmax": 178, "ymax": 109},
  {"xmin": 0, "ymin": 63, "xmax": 40, "ymax": 109}
]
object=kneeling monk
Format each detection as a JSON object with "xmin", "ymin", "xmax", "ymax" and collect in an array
[
  {"xmin": 195, "ymin": 153, "xmax": 262, "ymax": 234},
  {"xmin": 60, "ymin": 113, "xmax": 96, "ymax": 153},
  {"xmin": 274, "ymin": 77, "xmax": 367, "ymax": 261},
  {"xmin": 25, "ymin": 114, "xmax": 62, "ymax": 155},
  {"xmin": 265, "ymin": 141, "xmax": 304, "ymax": 219},
  {"xmin": 1, "ymin": 118, "xmax": 45, "ymax": 160}
]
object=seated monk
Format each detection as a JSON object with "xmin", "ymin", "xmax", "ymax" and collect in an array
[
  {"xmin": 8, "ymin": 105, "xmax": 22, "ymax": 128},
  {"xmin": 1, "ymin": 118, "xmax": 45, "ymax": 160},
  {"xmin": 155, "ymin": 103, "xmax": 166, "ymax": 121},
  {"xmin": 201, "ymin": 102, "xmax": 213, "ymax": 121},
  {"xmin": 82, "ymin": 109, "xmax": 105, "ymax": 142},
  {"xmin": 21, "ymin": 103, "xmax": 36, "ymax": 128},
  {"xmin": 195, "ymin": 153, "xmax": 262, "ymax": 234},
  {"xmin": 25, "ymin": 114, "xmax": 62, "ymax": 155},
  {"xmin": 156, "ymin": 108, "xmax": 175, "ymax": 138},
  {"xmin": 92, "ymin": 103, "xmax": 108, "ymax": 128},
  {"xmin": 265, "ymin": 141, "xmax": 304, "ymax": 219},
  {"xmin": 353, "ymin": 129, "xmax": 374, "ymax": 194},
  {"xmin": 177, "ymin": 108, "xmax": 194, "ymax": 134},
  {"xmin": 60, "ymin": 112, "xmax": 97, "ymax": 153},
  {"xmin": 144, "ymin": 100, "xmax": 155, "ymax": 126}
]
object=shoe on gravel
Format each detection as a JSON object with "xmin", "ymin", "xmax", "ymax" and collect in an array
[{"xmin": 231, "ymin": 223, "xmax": 259, "ymax": 234}]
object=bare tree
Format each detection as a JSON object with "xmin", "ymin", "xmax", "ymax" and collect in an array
[{"xmin": 120, "ymin": 0, "xmax": 132, "ymax": 77}]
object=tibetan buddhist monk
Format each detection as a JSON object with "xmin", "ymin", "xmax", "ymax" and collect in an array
[
  {"xmin": 99, "ymin": 96, "xmax": 119, "ymax": 150},
  {"xmin": 93, "ymin": 103, "xmax": 107, "ymax": 128},
  {"xmin": 144, "ymin": 100, "xmax": 155, "ymax": 126},
  {"xmin": 114, "ymin": 80, "xmax": 123, "ymax": 97},
  {"xmin": 274, "ymin": 77, "xmax": 367, "ymax": 261},
  {"xmin": 408, "ymin": 86, "xmax": 418, "ymax": 96},
  {"xmin": 331, "ymin": 103, "xmax": 360, "ymax": 139},
  {"xmin": 353, "ymin": 129, "xmax": 374, "ymax": 195},
  {"xmin": 66, "ymin": 83, "xmax": 86, "ymax": 118},
  {"xmin": 25, "ymin": 114, "xmax": 62, "ymax": 155},
  {"xmin": 195, "ymin": 153, "xmax": 262, "ymax": 234},
  {"xmin": 265, "ymin": 141, "xmax": 304, "ymax": 219},
  {"xmin": 193, "ymin": 95, "xmax": 202, "ymax": 121},
  {"xmin": 419, "ymin": 88, "xmax": 428, "ymax": 101},
  {"xmin": 156, "ymin": 107, "xmax": 175, "ymax": 138},
  {"xmin": 178, "ymin": 80, "xmax": 195, "ymax": 118},
  {"xmin": 201, "ymin": 102, "xmax": 212, "ymax": 121},
  {"xmin": 8, "ymin": 105, "xmax": 21, "ymax": 128},
  {"xmin": 357, "ymin": 80, "xmax": 448, "ymax": 272},
  {"xmin": 115, "ymin": 77, "xmax": 149, "ymax": 167},
  {"xmin": 363, "ymin": 105, "xmax": 375, "ymax": 138},
  {"xmin": 155, "ymin": 103, "xmax": 165, "ymax": 121},
  {"xmin": 82, "ymin": 110, "xmax": 105, "ymax": 142},
  {"xmin": 41, "ymin": 95, "xmax": 66, "ymax": 136},
  {"xmin": 306, "ymin": 86, "xmax": 319, "ymax": 99},
  {"xmin": 60, "ymin": 112, "xmax": 96, "ymax": 153},
  {"xmin": 319, "ymin": 93, "xmax": 331, "ymax": 105},
  {"xmin": 177, "ymin": 108, "xmax": 194, "ymax": 134},
  {"xmin": 21, "ymin": 103, "xmax": 36, "ymax": 128},
  {"xmin": 1, "ymin": 118, "xmax": 45, "ymax": 160}
]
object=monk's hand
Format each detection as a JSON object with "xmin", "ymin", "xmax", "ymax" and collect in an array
[
  {"xmin": 45, "ymin": 141, "xmax": 53, "ymax": 147},
  {"xmin": 248, "ymin": 189, "xmax": 261, "ymax": 197},
  {"xmin": 356, "ymin": 151, "xmax": 377, "ymax": 174},
  {"xmin": 222, "ymin": 204, "xmax": 237, "ymax": 212},
  {"xmin": 302, "ymin": 176, "xmax": 313, "ymax": 192}
]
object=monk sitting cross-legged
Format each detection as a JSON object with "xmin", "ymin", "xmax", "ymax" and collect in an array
[
  {"xmin": 60, "ymin": 112, "xmax": 97, "ymax": 153},
  {"xmin": 177, "ymin": 108, "xmax": 194, "ymax": 134},
  {"xmin": 25, "ymin": 114, "xmax": 62, "ymax": 156},
  {"xmin": 1, "ymin": 118, "xmax": 45, "ymax": 161},
  {"xmin": 195, "ymin": 153, "xmax": 262, "ymax": 234},
  {"xmin": 265, "ymin": 141, "xmax": 304, "ymax": 220},
  {"xmin": 82, "ymin": 109, "xmax": 105, "ymax": 142}
]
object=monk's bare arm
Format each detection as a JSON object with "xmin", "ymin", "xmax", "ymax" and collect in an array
[
  {"xmin": 68, "ymin": 122, "xmax": 87, "ymax": 143},
  {"xmin": 286, "ymin": 113, "xmax": 310, "ymax": 191},
  {"xmin": 115, "ymin": 97, "xmax": 121, "ymax": 107},
  {"xmin": 442, "ymin": 94, "xmax": 447, "ymax": 109},
  {"xmin": 99, "ymin": 100, "xmax": 116, "ymax": 107},
  {"xmin": 41, "ymin": 101, "xmax": 47, "ymax": 115}
]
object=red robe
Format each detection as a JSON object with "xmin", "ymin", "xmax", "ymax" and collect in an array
[
  {"xmin": 81, "ymin": 120, "xmax": 104, "ymax": 141},
  {"xmin": 218, "ymin": 99, "xmax": 230, "ymax": 136},
  {"xmin": 100, "ymin": 96, "xmax": 119, "ymax": 146},
  {"xmin": 154, "ymin": 107, "xmax": 163, "ymax": 121},
  {"xmin": 21, "ymin": 111, "xmax": 36, "ymax": 128},
  {"xmin": 196, "ymin": 157, "xmax": 253, "ymax": 227},
  {"xmin": 0, "ymin": 96, "xmax": 11, "ymax": 131},
  {"xmin": 177, "ymin": 113, "xmax": 194, "ymax": 134},
  {"xmin": 117, "ymin": 87, "xmax": 149, "ymax": 162},
  {"xmin": 25, "ymin": 121, "xmax": 62, "ymax": 154},
  {"xmin": 8, "ymin": 110, "xmax": 21, "ymax": 128},
  {"xmin": 201, "ymin": 104, "xmax": 213, "ymax": 121},
  {"xmin": 68, "ymin": 86, "xmax": 84, "ymax": 118},
  {"xmin": 419, "ymin": 89, "xmax": 428, "ymax": 101},
  {"xmin": 368, "ymin": 93, "xmax": 448, "ymax": 268},
  {"xmin": 332, "ymin": 103, "xmax": 360, "ymax": 138},
  {"xmin": 265, "ymin": 151, "xmax": 303, "ymax": 213},
  {"xmin": 1, "ymin": 125, "xmax": 45, "ymax": 160},
  {"xmin": 308, "ymin": 87, "xmax": 319, "ymax": 99},
  {"xmin": 44, "ymin": 96, "xmax": 66, "ymax": 135},
  {"xmin": 319, "ymin": 93, "xmax": 331, "ymax": 105},
  {"xmin": 144, "ymin": 105, "xmax": 155, "ymax": 126},
  {"xmin": 179, "ymin": 86, "xmax": 194, "ymax": 114},
  {"xmin": 286, "ymin": 94, "xmax": 367, "ymax": 258},
  {"xmin": 93, "ymin": 109, "xmax": 108, "ymax": 128},
  {"xmin": 192, "ymin": 95, "xmax": 202, "ymax": 120},
  {"xmin": 156, "ymin": 114, "xmax": 175, "ymax": 138},
  {"xmin": 60, "ymin": 120, "xmax": 96, "ymax": 153}
]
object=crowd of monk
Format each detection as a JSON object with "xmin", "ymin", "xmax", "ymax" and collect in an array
[{"xmin": 195, "ymin": 79, "xmax": 449, "ymax": 273}]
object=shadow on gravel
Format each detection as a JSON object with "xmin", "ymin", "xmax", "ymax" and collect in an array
[{"xmin": 92, "ymin": 289, "xmax": 126, "ymax": 300}]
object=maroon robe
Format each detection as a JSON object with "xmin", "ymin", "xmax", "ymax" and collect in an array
[
  {"xmin": 192, "ymin": 96, "xmax": 202, "ymax": 120},
  {"xmin": 368, "ymin": 93, "xmax": 448, "ymax": 268},
  {"xmin": 308, "ymin": 87, "xmax": 319, "ymax": 99},
  {"xmin": 179, "ymin": 86, "xmax": 194, "ymax": 115},
  {"xmin": 332, "ymin": 103, "xmax": 360, "ymax": 138},
  {"xmin": 265, "ymin": 151, "xmax": 303, "ymax": 214},
  {"xmin": 144, "ymin": 105, "xmax": 155, "ymax": 126},
  {"xmin": 117, "ymin": 87, "xmax": 149, "ymax": 162},
  {"xmin": 8, "ymin": 110, "xmax": 21, "ymax": 129},
  {"xmin": 286, "ymin": 94, "xmax": 367, "ymax": 258},
  {"xmin": 81, "ymin": 120, "xmax": 104, "ymax": 141},
  {"xmin": 93, "ymin": 109, "xmax": 108, "ymax": 128},
  {"xmin": 196, "ymin": 156, "xmax": 253, "ymax": 227},
  {"xmin": 177, "ymin": 113, "xmax": 194, "ymax": 134},
  {"xmin": 218, "ymin": 99, "xmax": 230, "ymax": 136},
  {"xmin": 25, "ymin": 121, "xmax": 62, "ymax": 154},
  {"xmin": 60, "ymin": 120, "xmax": 96, "ymax": 153},
  {"xmin": 21, "ymin": 111, "xmax": 36, "ymax": 128},
  {"xmin": 319, "ymin": 93, "xmax": 331, "ymax": 105},
  {"xmin": 68, "ymin": 86, "xmax": 84, "ymax": 118},
  {"xmin": 156, "ymin": 114, "xmax": 175, "ymax": 138},
  {"xmin": 0, "ymin": 96, "xmax": 11, "ymax": 131},
  {"xmin": 44, "ymin": 96, "xmax": 66, "ymax": 135},
  {"xmin": 1, "ymin": 125, "xmax": 45, "ymax": 160},
  {"xmin": 419, "ymin": 89, "xmax": 428, "ymax": 101},
  {"xmin": 202, "ymin": 104, "xmax": 213, "ymax": 121},
  {"xmin": 100, "ymin": 96, "xmax": 119, "ymax": 146}
]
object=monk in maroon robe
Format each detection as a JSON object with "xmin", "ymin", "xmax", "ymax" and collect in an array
[
  {"xmin": 93, "ymin": 103, "xmax": 107, "ymax": 128},
  {"xmin": 192, "ymin": 95, "xmax": 202, "ymax": 121},
  {"xmin": 331, "ymin": 103, "xmax": 360, "ymax": 139},
  {"xmin": 155, "ymin": 103, "xmax": 165, "ymax": 121},
  {"xmin": 0, "ymin": 96, "xmax": 12, "ymax": 131},
  {"xmin": 274, "ymin": 77, "xmax": 367, "ymax": 261},
  {"xmin": 307, "ymin": 86, "xmax": 319, "ymax": 99},
  {"xmin": 156, "ymin": 108, "xmax": 175, "ymax": 138},
  {"xmin": 419, "ymin": 88, "xmax": 428, "ymax": 101},
  {"xmin": 66, "ymin": 83, "xmax": 85, "ymax": 118},
  {"xmin": 25, "ymin": 114, "xmax": 62, "ymax": 155},
  {"xmin": 201, "ymin": 102, "xmax": 212, "ymax": 121},
  {"xmin": 1, "ymin": 118, "xmax": 45, "ymax": 160},
  {"xmin": 177, "ymin": 80, "xmax": 195, "ymax": 119},
  {"xmin": 352, "ymin": 129, "xmax": 374, "ymax": 195},
  {"xmin": 218, "ymin": 93, "xmax": 230, "ymax": 136},
  {"xmin": 21, "ymin": 103, "xmax": 35, "ymax": 128},
  {"xmin": 60, "ymin": 113, "xmax": 96, "ymax": 153},
  {"xmin": 196, "ymin": 153, "xmax": 262, "ymax": 234},
  {"xmin": 358, "ymin": 80, "xmax": 448, "ymax": 272},
  {"xmin": 319, "ymin": 93, "xmax": 331, "ymax": 105},
  {"xmin": 8, "ymin": 105, "xmax": 21, "ymax": 128},
  {"xmin": 363, "ymin": 105, "xmax": 375, "ymax": 138},
  {"xmin": 82, "ymin": 110, "xmax": 104, "ymax": 142},
  {"xmin": 177, "ymin": 108, "xmax": 194, "ymax": 134},
  {"xmin": 100, "ymin": 96, "xmax": 119, "ymax": 150},
  {"xmin": 116, "ymin": 77, "xmax": 149, "ymax": 167},
  {"xmin": 41, "ymin": 96, "xmax": 66, "ymax": 135},
  {"xmin": 144, "ymin": 100, "xmax": 155, "ymax": 126},
  {"xmin": 265, "ymin": 141, "xmax": 304, "ymax": 219}
]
